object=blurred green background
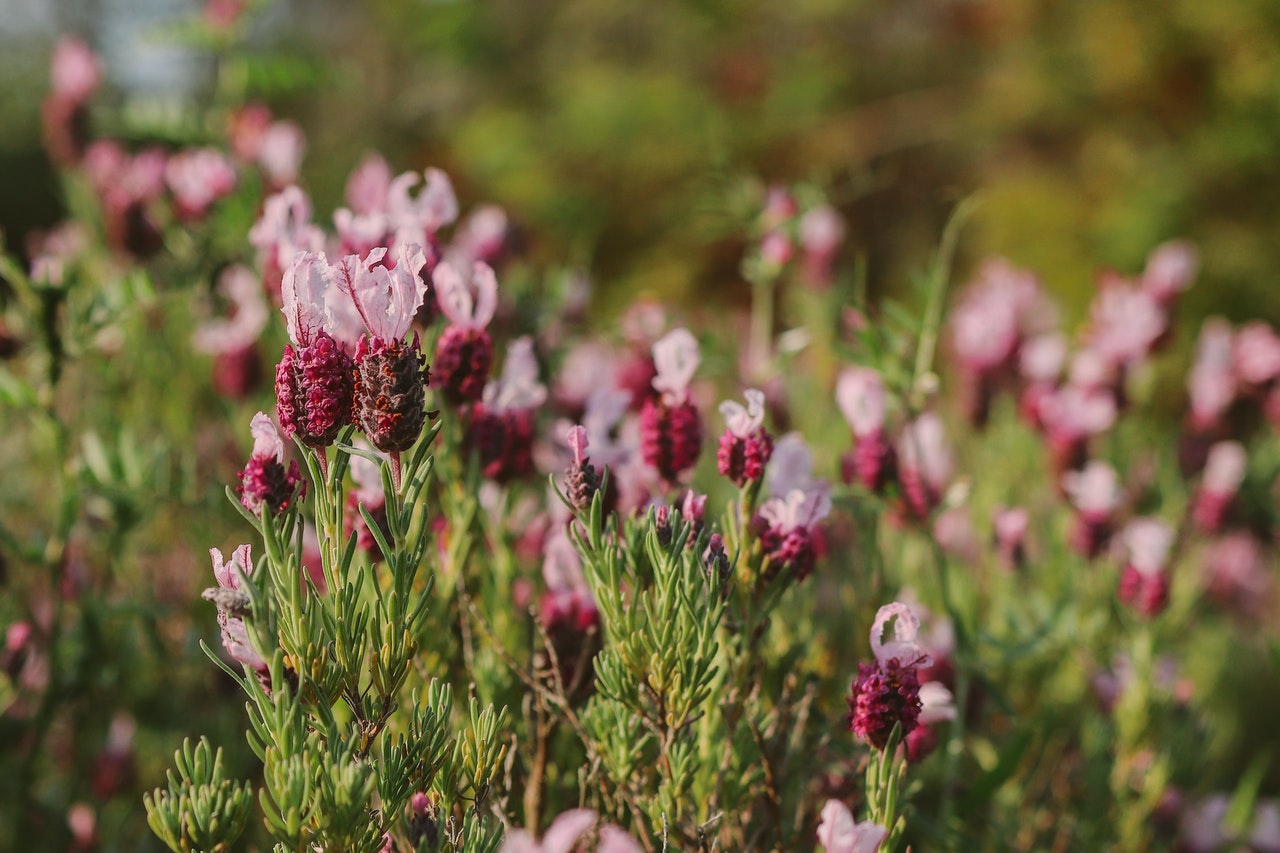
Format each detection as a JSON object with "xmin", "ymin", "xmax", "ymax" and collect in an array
[{"xmin": 5, "ymin": 0, "xmax": 1280, "ymax": 319}]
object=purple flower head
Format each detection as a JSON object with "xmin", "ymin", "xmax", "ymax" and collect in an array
[
  {"xmin": 718, "ymin": 389, "xmax": 773, "ymax": 486},
  {"xmin": 563, "ymin": 425, "xmax": 602, "ymax": 513},
  {"xmin": 639, "ymin": 353, "xmax": 703, "ymax": 484},
  {"xmin": 237, "ymin": 412, "xmax": 304, "ymax": 515},
  {"xmin": 798, "ymin": 204, "xmax": 844, "ymax": 284},
  {"xmin": 896, "ymin": 414, "xmax": 953, "ymax": 519},
  {"xmin": 651, "ymin": 328, "xmax": 700, "ymax": 404},
  {"xmin": 817, "ymin": 800, "xmax": 886, "ymax": 853},
  {"xmin": 1118, "ymin": 519, "xmax": 1175, "ymax": 617}
]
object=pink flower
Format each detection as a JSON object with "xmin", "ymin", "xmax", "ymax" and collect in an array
[
  {"xmin": 896, "ymin": 413, "xmax": 953, "ymax": 518},
  {"xmin": 1233, "ymin": 321, "xmax": 1280, "ymax": 388},
  {"xmin": 817, "ymin": 800, "xmax": 886, "ymax": 853},
  {"xmin": 469, "ymin": 338, "xmax": 545, "ymax": 482},
  {"xmin": 208, "ymin": 545, "xmax": 268, "ymax": 676},
  {"xmin": 651, "ymin": 328, "xmax": 700, "ymax": 403},
  {"xmin": 501, "ymin": 809, "xmax": 641, "ymax": 853},
  {"xmin": 1117, "ymin": 518, "xmax": 1175, "ymax": 617},
  {"xmin": 836, "ymin": 368, "xmax": 887, "ymax": 438},
  {"xmin": 339, "ymin": 244, "xmax": 429, "ymax": 342},
  {"xmin": 192, "ymin": 265, "xmax": 269, "ymax": 355},
  {"xmin": 449, "ymin": 204, "xmax": 509, "ymax": 268},
  {"xmin": 1203, "ymin": 532, "xmax": 1272, "ymax": 617},
  {"xmin": 344, "ymin": 152, "xmax": 393, "ymax": 215},
  {"xmin": 993, "ymin": 505, "xmax": 1029, "ymax": 569},
  {"xmin": 1063, "ymin": 461, "xmax": 1122, "ymax": 519},
  {"xmin": 718, "ymin": 389, "xmax": 773, "ymax": 486},
  {"xmin": 50, "ymin": 37, "xmax": 102, "ymax": 104},
  {"xmin": 870, "ymin": 602, "xmax": 931, "ymax": 669},
  {"xmin": 388, "ymin": 167, "xmax": 459, "ymax": 243},
  {"xmin": 237, "ymin": 412, "xmax": 304, "ymax": 515},
  {"xmin": 483, "ymin": 337, "xmax": 547, "ymax": 413},
  {"xmin": 257, "ymin": 120, "xmax": 306, "ymax": 186},
  {"xmin": 249, "ymin": 186, "xmax": 326, "ymax": 280},
  {"xmin": 1141, "ymin": 240, "xmax": 1199, "ymax": 306},
  {"xmin": 798, "ymin": 204, "xmax": 844, "ymax": 284},
  {"xmin": 165, "ymin": 147, "xmax": 237, "ymax": 219},
  {"xmin": 1187, "ymin": 318, "xmax": 1236, "ymax": 429},
  {"xmin": 434, "ymin": 260, "xmax": 499, "ymax": 330},
  {"xmin": 1088, "ymin": 276, "xmax": 1167, "ymax": 369}
]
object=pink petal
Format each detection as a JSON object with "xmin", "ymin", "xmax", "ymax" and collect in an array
[
  {"xmin": 651, "ymin": 328, "xmax": 700, "ymax": 400},
  {"xmin": 249, "ymin": 412, "xmax": 285, "ymax": 461},
  {"xmin": 281, "ymin": 251, "xmax": 334, "ymax": 346},
  {"xmin": 871, "ymin": 602, "xmax": 931, "ymax": 668},
  {"xmin": 539, "ymin": 809, "xmax": 598, "ymax": 853}
]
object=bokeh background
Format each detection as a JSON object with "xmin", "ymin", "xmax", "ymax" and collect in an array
[{"xmin": 4, "ymin": 0, "xmax": 1280, "ymax": 322}]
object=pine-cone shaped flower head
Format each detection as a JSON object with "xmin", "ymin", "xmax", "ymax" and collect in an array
[
  {"xmin": 717, "ymin": 389, "xmax": 773, "ymax": 486},
  {"xmin": 847, "ymin": 603, "xmax": 933, "ymax": 749},
  {"xmin": 238, "ymin": 412, "xmax": 304, "ymax": 515},
  {"xmin": 355, "ymin": 333, "xmax": 428, "ymax": 453},
  {"xmin": 564, "ymin": 425, "xmax": 602, "ymax": 513},
  {"xmin": 1118, "ymin": 519, "xmax": 1175, "ymax": 618},
  {"xmin": 275, "ymin": 333, "xmax": 355, "ymax": 447},
  {"xmin": 274, "ymin": 251, "xmax": 368, "ymax": 447},
  {"xmin": 758, "ymin": 486, "xmax": 831, "ymax": 581},
  {"xmin": 432, "ymin": 260, "xmax": 497, "ymax": 406},
  {"xmin": 466, "ymin": 337, "xmax": 545, "ymax": 483},
  {"xmin": 639, "ymin": 330, "xmax": 703, "ymax": 481}
]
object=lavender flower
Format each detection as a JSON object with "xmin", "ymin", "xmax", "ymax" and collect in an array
[
  {"xmin": 847, "ymin": 602, "xmax": 932, "ymax": 749},
  {"xmin": 237, "ymin": 413, "xmax": 303, "ymax": 516},
  {"xmin": 468, "ymin": 337, "xmax": 546, "ymax": 483},
  {"xmin": 1117, "ymin": 519, "xmax": 1175, "ymax": 618},
  {"xmin": 717, "ymin": 388, "xmax": 773, "ymax": 486},
  {"xmin": 817, "ymin": 800, "xmax": 886, "ymax": 853},
  {"xmin": 433, "ymin": 260, "xmax": 498, "ymax": 405},
  {"xmin": 639, "ymin": 329, "xmax": 703, "ymax": 484}
]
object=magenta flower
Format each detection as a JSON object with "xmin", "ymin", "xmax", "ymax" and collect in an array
[
  {"xmin": 256, "ymin": 120, "xmax": 306, "ymax": 187},
  {"xmin": 1194, "ymin": 441, "xmax": 1246, "ymax": 533},
  {"xmin": 563, "ymin": 425, "xmax": 603, "ymax": 513},
  {"xmin": 896, "ymin": 413, "xmax": 953, "ymax": 520},
  {"xmin": 817, "ymin": 800, "xmax": 886, "ymax": 853},
  {"xmin": 344, "ymin": 152, "xmax": 393, "ymax": 215},
  {"xmin": 500, "ymin": 809, "xmax": 641, "ymax": 853},
  {"xmin": 848, "ymin": 602, "xmax": 930, "ymax": 749},
  {"xmin": 993, "ymin": 505, "xmax": 1030, "ymax": 570},
  {"xmin": 449, "ymin": 204, "xmax": 509, "ymax": 268},
  {"xmin": 798, "ymin": 204, "xmax": 845, "ymax": 285},
  {"xmin": 433, "ymin": 260, "xmax": 498, "ymax": 405},
  {"xmin": 1117, "ymin": 519, "xmax": 1175, "ymax": 618},
  {"xmin": 165, "ymin": 147, "xmax": 237, "ymax": 220},
  {"xmin": 717, "ymin": 389, "xmax": 773, "ymax": 486},
  {"xmin": 468, "ymin": 337, "xmax": 545, "ymax": 482},
  {"xmin": 1087, "ymin": 277, "xmax": 1167, "ymax": 370},
  {"xmin": 50, "ymin": 37, "xmax": 102, "ymax": 105},
  {"xmin": 639, "ymin": 329, "xmax": 703, "ymax": 484},
  {"xmin": 388, "ymin": 167, "xmax": 459, "ymax": 246},
  {"xmin": 208, "ymin": 545, "xmax": 269, "ymax": 680},
  {"xmin": 836, "ymin": 367, "xmax": 895, "ymax": 492},
  {"xmin": 1037, "ymin": 385, "xmax": 1117, "ymax": 476},
  {"xmin": 758, "ymin": 445, "xmax": 831, "ymax": 583},
  {"xmin": 1187, "ymin": 318, "xmax": 1236, "ymax": 431},
  {"xmin": 1063, "ymin": 460, "xmax": 1122, "ymax": 559},
  {"xmin": 275, "ymin": 253, "xmax": 358, "ymax": 448},
  {"xmin": 1233, "ymin": 321, "xmax": 1280, "ymax": 390},
  {"xmin": 1141, "ymin": 240, "xmax": 1199, "ymax": 306},
  {"xmin": 237, "ymin": 412, "xmax": 304, "ymax": 516}
]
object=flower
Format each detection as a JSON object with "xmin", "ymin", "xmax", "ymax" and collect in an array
[
  {"xmin": 816, "ymin": 800, "xmax": 886, "ymax": 853},
  {"xmin": 468, "ymin": 337, "xmax": 546, "ymax": 483},
  {"xmin": 433, "ymin": 261, "xmax": 498, "ymax": 405},
  {"xmin": 563, "ymin": 425, "xmax": 603, "ymax": 513},
  {"xmin": 836, "ymin": 367, "xmax": 895, "ymax": 492},
  {"xmin": 500, "ymin": 809, "xmax": 642, "ymax": 853},
  {"xmin": 237, "ymin": 413, "xmax": 303, "ymax": 516},
  {"xmin": 1117, "ymin": 519, "xmax": 1175, "ymax": 617},
  {"xmin": 896, "ymin": 413, "xmax": 952, "ymax": 519},
  {"xmin": 1063, "ymin": 460, "xmax": 1122, "ymax": 559},
  {"xmin": 1187, "ymin": 318, "xmax": 1236, "ymax": 431},
  {"xmin": 165, "ymin": 147, "xmax": 237, "ymax": 220},
  {"xmin": 206, "ymin": 545, "xmax": 269, "ymax": 681},
  {"xmin": 639, "ymin": 329, "xmax": 703, "ymax": 483},
  {"xmin": 847, "ymin": 602, "xmax": 930, "ymax": 749},
  {"xmin": 256, "ymin": 120, "xmax": 306, "ymax": 187},
  {"xmin": 1141, "ymin": 240, "xmax": 1198, "ymax": 306},
  {"xmin": 717, "ymin": 389, "xmax": 773, "ymax": 486},
  {"xmin": 1193, "ymin": 441, "xmax": 1246, "ymax": 533}
]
